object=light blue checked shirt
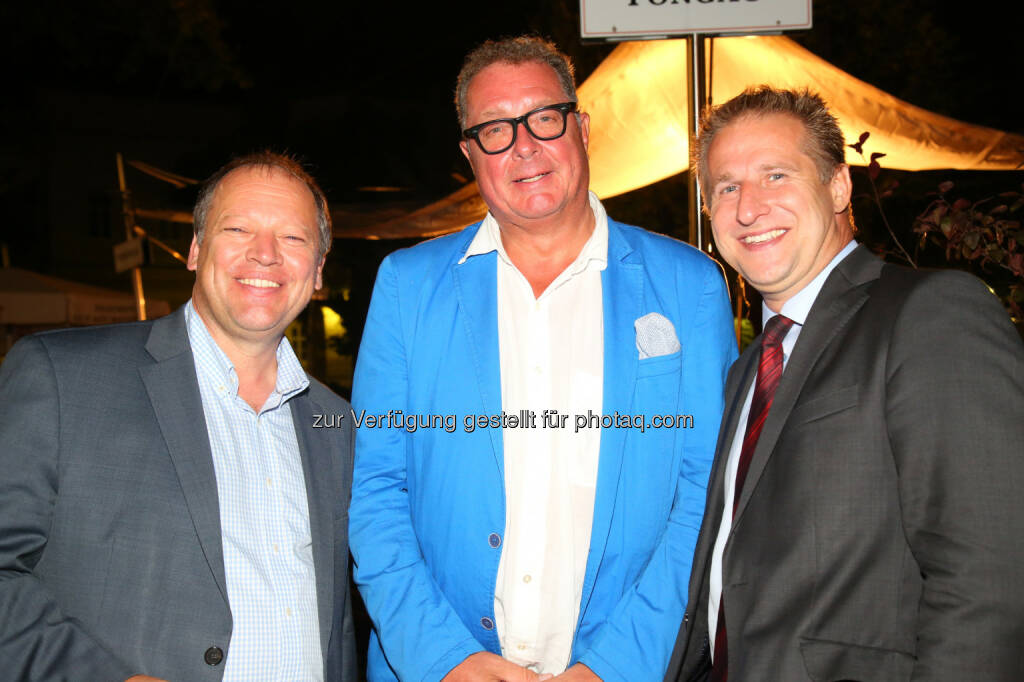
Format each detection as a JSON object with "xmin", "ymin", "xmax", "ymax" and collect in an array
[{"xmin": 186, "ymin": 301, "xmax": 323, "ymax": 681}]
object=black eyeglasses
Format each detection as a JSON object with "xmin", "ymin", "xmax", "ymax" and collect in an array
[{"xmin": 462, "ymin": 102, "xmax": 579, "ymax": 155}]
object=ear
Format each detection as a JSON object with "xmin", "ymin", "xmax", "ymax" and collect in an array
[
  {"xmin": 578, "ymin": 111, "xmax": 591, "ymax": 152},
  {"xmin": 314, "ymin": 255, "xmax": 325, "ymax": 291},
  {"xmin": 459, "ymin": 139, "xmax": 471, "ymax": 162},
  {"xmin": 187, "ymin": 235, "xmax": 200, "ymax": 272},
  {"xmin": 830, "ymin": 163, "xmax": 852, "ymax": 213}
]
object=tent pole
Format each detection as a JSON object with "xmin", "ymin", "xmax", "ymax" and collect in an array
[
  {"xmin": 687, "ymin": 34, "xmax": 708, "ymax": 251},
  {"xmin": 116, "ymin": 153, "xmax": 147, "ymax": 321}
]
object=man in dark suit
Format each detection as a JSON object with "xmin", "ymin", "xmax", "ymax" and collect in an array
[
  {"xmin": 666, "ymin": 87, "xmax": 1024, "ymax": 681},
  {"xmin": 0, "ymin": 152, "xmax": 356, "ymax": 681}
]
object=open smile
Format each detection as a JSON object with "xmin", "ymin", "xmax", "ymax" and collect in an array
[
  {"xmin": 515, "ymin": 171, "xmax": 552, "ymax": 184},
  {"xmin": 237, "ymin": 278, "xmax": 281, "ymax": 288},
  {"xmin": 741, "ymin": 228, "xmax": 787, "ymax": 245}
]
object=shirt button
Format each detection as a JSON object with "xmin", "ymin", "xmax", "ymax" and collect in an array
[
  {"xmin": 273, "ymin": 543, "xmax": 280, "ymax": 553},
  {"xmin": 286, "ymin": 607, "xmax": 293, "ymax": 617},
  {"xmin": 488, "ymin": 533, "xmax": 501, "ymax": 548},
  {"xmin": 518, "ymin": 644, "xmax": 527, "ymax": 651},
  {"xmin": 522, "ymin": 574, "xmax": 532, "ymax": 583},
  {"xmin": 480, "ymin": 616, "xmax": 494, "ymax": 630},
  {"xmin": 204, "ymin": 646, "xmax": 224, "ymax": 666}
]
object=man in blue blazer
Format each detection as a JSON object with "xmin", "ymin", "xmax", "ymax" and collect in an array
[{"xmin": 350, "ymin": 37, "xmax": 736, "ymax": 682}]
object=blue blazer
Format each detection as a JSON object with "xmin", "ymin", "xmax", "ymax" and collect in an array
[{"xmin": 350, "ymin": 219, "xmax": 736, "ymax": 681}]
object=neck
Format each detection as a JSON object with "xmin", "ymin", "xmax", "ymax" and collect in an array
[
  {"xmin": 220, "ymin": 338, "xmax": 280, "ymax": 411},
  {"xmin": 193, "ymin": 307, "xmax": 282, "ymax": 411},
  {"xmin": 498, "ymin": 201, "xmax": 596, "ymax": 298}
]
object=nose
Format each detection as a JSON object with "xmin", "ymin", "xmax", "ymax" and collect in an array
[
  {"xmin": 511, "ymin": 119, "xmax": 539, "ymax": 158},
  {"xmin": 247, "ymin": 230, "xmax": 281, "ymax": 265},
  {"xmin": 735, "ymin": 183, "xmax": 769, "ymax": 226}
]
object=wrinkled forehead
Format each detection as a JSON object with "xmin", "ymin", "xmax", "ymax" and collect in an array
[{"xmin": 466, "ymin": 61, "xmax": 566, "ymax": 109}]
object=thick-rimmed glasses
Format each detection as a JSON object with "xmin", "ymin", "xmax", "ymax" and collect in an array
[{"xmin": 462, "ymin": 102, "xmax": 578, "ymax": 155}]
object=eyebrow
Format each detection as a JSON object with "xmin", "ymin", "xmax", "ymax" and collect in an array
[
  {"xmin": 475, "ymin": 101, "xmax": 561, "ymax": 122},
  {"xmin": 712, "ymin": 161, "xmax": 801, "ymax": 186},
  {"xmin": 759, "ymin": 161, "xmax": 799, "ymax": 172}
]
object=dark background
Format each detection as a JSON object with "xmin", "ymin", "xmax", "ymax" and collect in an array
[{"xmin": 1, "ymin": 0, "xmax": 1020, "ymax": 359}]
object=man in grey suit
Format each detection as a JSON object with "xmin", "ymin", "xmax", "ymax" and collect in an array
[
  {"xmin": 666, "ymin": 87, "xmax": 1024, "ymax": 681},
  {"xmin": 0, "ymin": 152, "xmax": 356, "ymax": 681}
]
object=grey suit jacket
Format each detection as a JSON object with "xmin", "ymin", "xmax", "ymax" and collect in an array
[
  {"xmin": 0, "ymin": 307, "xmax": 357, "ymax": 681},
  {"xmin": 666, "ymin": 246, "xmax": 1024, "ymax": 681}
]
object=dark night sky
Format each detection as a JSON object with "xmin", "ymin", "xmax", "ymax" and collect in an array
[
  {"xmin": 3, "ymin": 0, "xmax": 1019, "ymax": 189},
  {"xmin": 0, "ymin": 0, "xmax": 1019, "ymax": 283}
]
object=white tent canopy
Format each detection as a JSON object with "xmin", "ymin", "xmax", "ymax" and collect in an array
[
  {"xmin": 349, "ymin": 35, "xmax": 1023, "ymax": 240},
  {"xmin": 0, "ymin": 268, "xmax": 170, "ymax": 326}
]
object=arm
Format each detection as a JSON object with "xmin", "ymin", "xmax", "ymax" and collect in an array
[
  {"xmin": 885, "ymin": 272, "xmax": 1024, "ymax": 681},
  {"xmin": 0, "ymin": 336, "xmax": 135, "ymax": 681},
  {"xmin": 349, "ymin": 256, "xmax": 485, "ymax": 681},
  {"xmin": 577, "ymin": 265, "xmax": 737, "ymax": 682}
]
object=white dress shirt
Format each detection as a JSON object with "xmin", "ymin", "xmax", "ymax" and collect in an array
[
  {"xmin": 186, "ymin": 301, "xmax": 323, "ymax": 681},
  {"xmin": 460, "ymin": 192, "xmax": 608, "ymax": 674},
  {"xmin": 708, "ymin": 240, "xmax": 857, "ymax": 659}
]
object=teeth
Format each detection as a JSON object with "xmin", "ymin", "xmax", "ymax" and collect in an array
[
  {"xmin": 517, "ymin": 173, "xmax": 547, "ymax": 183},
  {"xmin": 742, "ymin": 229, "xmax": 786, "ymax": 244},
  {"xmin": 238, "ymin": 278, "xmax": 280, "ymax": 288}
]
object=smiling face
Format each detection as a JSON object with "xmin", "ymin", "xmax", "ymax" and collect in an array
[
  {"xmin": 706, "ymin": 113, "xmax": 853, "ymax": 311},
  {"xmin": 460, "ymin": 60, "xmax": 591, "ymax": 233},
  {"xmin": 187, "ymin": 165, "xmax": 324, "ymax": 351}
]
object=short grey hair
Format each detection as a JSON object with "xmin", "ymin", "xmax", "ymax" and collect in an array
[
  {"xmin": 454, "ymin": 36, "xmax": 577, "ymax": 128},
  {"xmin": 193, "ymin": 151, "xmax": 332, "ymax": 259}
]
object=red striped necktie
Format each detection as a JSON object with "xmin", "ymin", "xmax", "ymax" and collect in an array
[{"xmin": 711, "ymin": 314, "xmax": 795, "ymax": 682}]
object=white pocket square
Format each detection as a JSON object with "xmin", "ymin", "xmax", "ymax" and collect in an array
[{"xmin": 635, "ymin": 312, "xmax": 681, "ymax": 359}]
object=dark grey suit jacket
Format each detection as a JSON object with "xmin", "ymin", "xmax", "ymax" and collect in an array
[
  {"xmin": 666, "ymin": 246, "xmax": 1024, "ymax": 681},
  {"xmin": 0, "ymin": 307, "xmax": 357, "ymax": 681}
]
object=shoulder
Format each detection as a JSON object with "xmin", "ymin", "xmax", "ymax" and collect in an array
[
  {"xmin": 11, "ymin": 319, "xmax": 155, "ymax": 366},
  {"xmin": 610, "ymin": 219, "xmax": 726, "ymax": 280},
  {"xmin": 876, "ymin": 263, "xmax": 1005, "ymax": 320},
  {"xmin": 305, "ymin": 376, "xmax": 352, "ymax": 414},
  {"xmin": 381, "ymin": 223, "xmax": 480, "ymax": 272},
  {"xmin": 869, "ymin": 263, "xmax": 1020, "ymax": 357}
]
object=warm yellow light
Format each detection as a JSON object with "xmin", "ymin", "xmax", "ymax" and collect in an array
[{"xmin": 322, "ymin": 305, "xmax": 346, "ymax": 339}]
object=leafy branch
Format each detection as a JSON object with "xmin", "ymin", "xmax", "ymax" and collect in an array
[
  {"xmin": 913, "ymin": 182, "xmax": 1024, "ymax": 320},
  {"xmin": 849, "ymin": 132, "xmax": 1024, "ymax": 322},
  {"xmin": 848, "ymin": 132, "xmax": 917, "ymax": 268}
]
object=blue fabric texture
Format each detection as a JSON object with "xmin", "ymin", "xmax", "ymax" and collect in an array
[{"xmin": 349, "ymin": 219, "xmax": 737, "ymax": 682}]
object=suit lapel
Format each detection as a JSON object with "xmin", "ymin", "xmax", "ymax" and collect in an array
[
  {"xmin": 580, "ymin": 222, "xmax": 642, "ymax": 612},
  {"xmin": 140, "ymin": 309, "xmax": 229, "ymax": 604},
  {"xmin": 695, "ymin": 351, "xmax": 757, "ymax": 571},
  {"xmin": 676, "ymin": 350, "xmax": 756, "ymax": 651},
  {"xmin": 451, "ymin": 240, "xmax": 504, "ymax": 475},
  {"xmin": 731, "ymin": 246, "xmax": 883, "ymax": 525},
  {"xmin": 291, "ymin": 390, "xmax": 336, "ymax": 661}
]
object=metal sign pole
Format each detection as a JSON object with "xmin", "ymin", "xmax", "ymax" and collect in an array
[{"xmin": 687, "ymin": 34, "xmax": 709, "ymax": 252}]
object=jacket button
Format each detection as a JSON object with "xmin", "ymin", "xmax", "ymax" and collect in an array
[
  {"xmin": 488, "ymin": 533, "xmax": 501, "ymax": 548},
  {"xmin": 480, "ymin": 617, "xmax": 494, "ymax": 630},
  {"xmin": 204, "ymin": 646, "xmax": 224, "ymax": 666}
]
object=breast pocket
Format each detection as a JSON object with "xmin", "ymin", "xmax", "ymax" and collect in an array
[
  {"xmin": 636, "ymin": 350, "xmax": 682, "ymax": 378},
  {"xmin": 789, "ymin": 385, "xmax": 859, "ymax": 425}
]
